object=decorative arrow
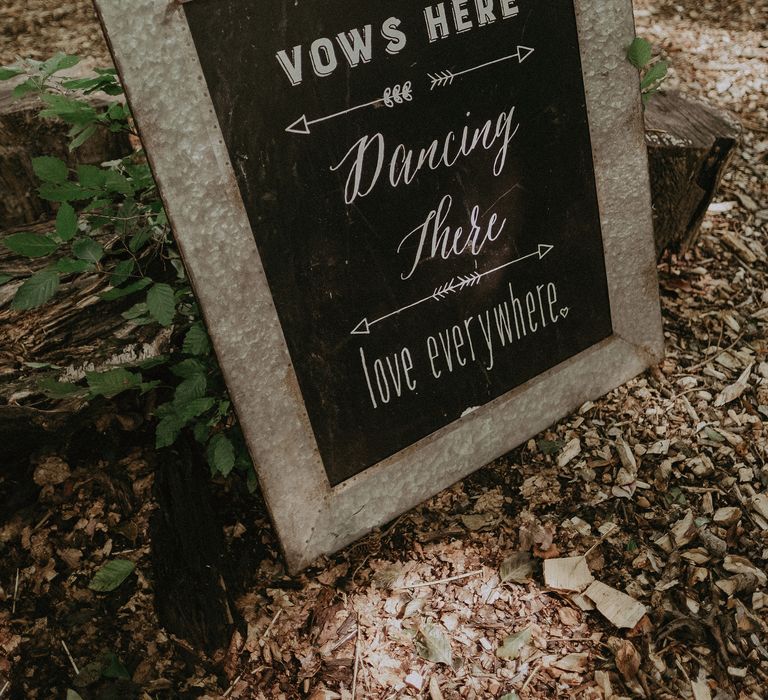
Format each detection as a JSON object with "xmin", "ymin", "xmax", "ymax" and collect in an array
[
  {"xmin": 351, "ymin": 244, "xmax": 553, "ymax": 335},
  {"xmin": 286, "ymin": 81, "xmax": 413, "ymax": 135},
  {"xmin": 428, "ymin": 45, "xmax": 535, "ymax": 90}
]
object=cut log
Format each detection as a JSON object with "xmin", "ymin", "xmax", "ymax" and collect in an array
[
  {"xmin": 0, "ymin": 222, "xmax": 169, "ymax": 403},
  {"xmin": 645, "ymin": 91, "xmax": 741, "ymax": 257},
  {"xmin": 0, "ymin": 81, "xmax": 132, "ymax": 229},
  {"xmin": 150, "ymin": 436, "xmax": 239, "ymax": 658}
]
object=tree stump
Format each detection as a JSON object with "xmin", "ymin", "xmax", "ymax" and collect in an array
[
  {"xmin": 0, "ymin": 82, "xmax": 132, "ymax": 229},
  {"xmin": 645, "ymin": 91, "xmax": 742, "ymax": 257},
  {"xmin": 150, "ymin": 437, "xmax": 238, "ymax": 658}
]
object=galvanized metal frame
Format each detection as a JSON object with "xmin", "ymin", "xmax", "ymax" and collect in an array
[{"xmin": 94, "ymin": 0, "xmax": 663, "ymax": 572}]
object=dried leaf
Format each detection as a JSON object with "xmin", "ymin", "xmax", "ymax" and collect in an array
[
  {"xmin": 461, "ymin": 513, "xmax": 497, "ymax": 532},
  {"xmin": 553, "ymin": 651, "xmax": 589, "ymax": 672},
  {"xmin": 543, "ymin": 556, "xmax": 594, "ymax": 592},
  {"xmin": 691, "ymin": 669, "xmax": 712, "ymax": 700},
  {"xmin": 499, "ymin": 552, "xmax": 534, "ymax": 583},
  {"xmin": 416, "ymin": 622, "xmax": 453, "ymax": 666},
  {"xmin": 496, "ymin": 626, "xmax": 531, "ymax": 660},
  {"xmin": 584, "ymin": 581, "xmax": 647, "ymax": 629},
  {"xmin": 714, "ymin": 364, "xmax": 753, "ymax": 407}
]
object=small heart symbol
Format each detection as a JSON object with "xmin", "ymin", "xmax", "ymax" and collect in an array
[{"xmin": 560, "ymin": 307, "xmax": 570, "ymax": 319}]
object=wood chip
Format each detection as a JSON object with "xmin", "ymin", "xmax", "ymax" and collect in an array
[
  {"xmin": 543, "ymin": 556, "xmax": 594, "ymax": 592},
  {"xmin": 552, "ymin": 652, "xmax": 589, "ymax": 672},
  {"xmin": 557, "ymin": 438, "xmax": 581, "ymax": 467},
  {"xmin": 713, "ymin": 506, "xmax": 741, "ymax": 525},
  {"xmin": 584, "ymin": 581, "xmax": 647, "ymax": 629}
]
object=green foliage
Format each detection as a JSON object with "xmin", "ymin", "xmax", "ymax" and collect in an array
[
  {"xmin": 0, "ymin": 55, "xmax": 255, "ymax": 485},
  {"xmin": 88, "ymin": 559, "xmax": 136, "ymax": 592},
  {"xmin": 11, "ymin": 270, "xmax": 60, "ymax": 310},
  {"xmin": 627, "ymin": 37, "xmax": 669, "ymax": 104}
]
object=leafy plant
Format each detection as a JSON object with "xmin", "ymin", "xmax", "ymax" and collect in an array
[
  {"xmin": 0, "ymin": 54, "xmax": 254, "ymax": 487},
  {"xmin": 88, "ymin": 559, "xmax": 136, "ymax": 592},
  {"xmin": 627, "ymin": 37, "xmax": 669, "ymax": 104}
]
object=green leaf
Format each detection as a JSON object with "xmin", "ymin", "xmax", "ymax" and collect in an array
[
  {"xmin": 641, "ymin": 60, "xmax": 669, "ymax": 90},
  {"xmin": 55, "ymin": 202, "xmax": 78, "ymax": 241},
  {"xmin": 88, "ymin": 559, "xmax": 135, "ymax": 592},
  {"xmin": 39, "ymin": 377, "xmax": 86, "ymax": 399},
  {"xmin": 193, "ymin": 421, "xmax": 211, "ymax": 444},
  {"xmin": 3, "ymin": 232, "xmax": 58, "ymax": 258},
  {"xmin": 72, "ymin": 238, "xmax": 104, "ymax": 263},
  {"xmin": 147, "ymin": 283, "xmax": 176, "ymax": 326},
  {"xmin": 12, "ymin": 79, "xmax": 39, "ymax": 99},
  {"xmin": 67, "ymin": 691, "xmax": 85, "ymax": 700},
  {"xmin": 176, "ymin": 397, "xmax": 215, "ymax": 423},
  {"xmin": 86, "ymin": 368, "xmax": 140, "ymax": 398},
  {"xmin": 38, "ymin": 182, "xmax": 93, "ymax": 203},
  {"xmin": 100, "ymin": 277, "xmax": 151, "ymax": 300},
  {"xmin": 104, "ymin": 170, "xmax": 134, "ymax": 196},
  {"xmin": 246, "ymin": 468, "xmax": 258, "ymax": 494},
  {"xmin": 183, "ymin": 323, "xmax": 211, "ymax": 356},
  {"xmin": 175, "ymin": 374, "xmax": 207, "ymax": 403},
  {"xmin": 54, "ymin": 258, "xmax": 92, "ymax": 274},
  {"xmin": 101, "ymin": 652, "xmax": 130, "ymax": 680},
  {"xmin": 32, "ymin": 156, "xmax": 68, "ymax": 184},
  {"xmin": 76, "ymin": 164, "xmax": 107, "ymax": 189},
  {"xmin": 156, "ymin": 414, "xmax": 184, "ymax": 449},
  {"xmin": 69, "ymin": 124, "xmax": 97, "ymax": 151},
  {"xmin": 41, "ymin": 52, "xmax": 80, "ymax": 77},
  {"xmin": 39, "ymin": 93, "xmax": 97, "ymax": 125},
  {"xmin": 172, "ymin": 359, "xmax": 206, "ymax": 379},
  {"xmin": 497, "ymin": 627, "xmax": 531, "ymax": 660},
  {"xmin": 207, "ymin": 433, "xmax": 236, "ymax": 477},
  {"xmin": 109, "ymin": 259, "xmax": 135, "ymax": 287},
  {"xmin": 11, "ymin": 270, "xmax": 59, "ymax": 310},
  {"xmin": 415, "ymin": 622, "xmax": 453, "ymax": 666},
  {"xmin": 538, "ymin": 439, "xmax": 564, "ymax": 456},
  {"xmin": 0, "ymin": 274, "xmax": 12, "ymax": 285},
  {"xmin": 138, "ymin": 355, "xmax": 168, "ymax": 370},
  {"xmin": 0, "ymin": 66, "xmax": 23, "ymax": 80},
  {"xmin": 122, "ymin": 302, "xmax": 148, "ymax": 320},
  {"xmin": 128, "ymin": 227, "xmax": 153, "ymax": 253},
  {"xmin": 627, "ymin": 37, "xmax": 652, "ymax": 69}
]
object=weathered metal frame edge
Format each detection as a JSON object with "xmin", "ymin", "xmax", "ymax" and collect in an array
[{"xmin": 93, "ymin": 0, "xmax": 663, "ymax": 573}]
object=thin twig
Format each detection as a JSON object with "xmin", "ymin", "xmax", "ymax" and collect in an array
[
  {"xmin": 394, "ymin": 569, "xmax": 483, "ymax": 591},
  {"xmin": 260, "ymin": 608, "xmax": 282, "ymax": 645},
  {"xmin": 61, "ymin": 640, "xmax": 80, "ymax": 676},
  {"xmin": 329, "ymin": 626, "xmax": 358, "ymax": 654},
  {"xmin": 521, "ymin": 661, "xmax": 541, "ymax": 692},
  {"xmin": 33, "ymin": 510, "xmax": 52, "ymax": 532},
  {"xmin": 351, "ymin": 626, "xmax": 361, "ymax": 700},
  {"xmin": 12, "ymin": 569, "xmax": 19, "ymax": 615},
  {"xmin": 0, "ymin": 681, "xmax": 9, "ymax": 697},
  {"xmin": 679, "ymin": 332, "xmax": 744, "ymax": 374},
  {"xmin": 222, "ymin": 674, "xmax": 242, "ymax": 698},
  {"xmin": 583, "ymin": 524, "xmax": 618, "ymax": 558}
]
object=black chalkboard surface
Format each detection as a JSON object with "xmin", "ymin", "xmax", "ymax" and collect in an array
[{"xmin": 184, "ymin": 0, "xmax": 612, "ymax": 485}]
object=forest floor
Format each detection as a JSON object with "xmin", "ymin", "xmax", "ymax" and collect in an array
[{"xmin": 1, "ymin": 0, "xmax": 768, "ymax": 699}]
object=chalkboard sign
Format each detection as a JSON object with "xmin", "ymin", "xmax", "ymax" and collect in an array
[{"xmin": 95, "ymin": 0, "xmax": 663, "ymax": 571}]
